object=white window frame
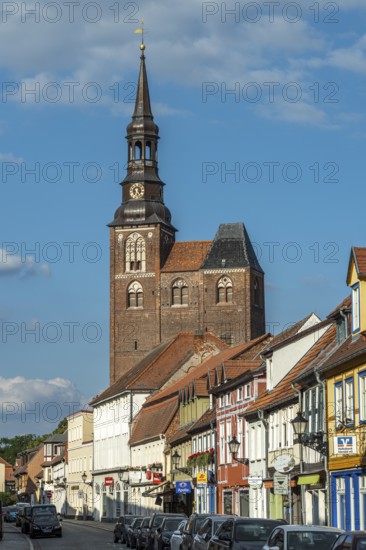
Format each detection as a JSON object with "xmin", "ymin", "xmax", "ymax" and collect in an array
[
  {"xmin": 359, "ymin": 372, "xmax": 366, "ymax": 423},
  {"xmin": 345, "ymin": 377, "xmax": 354, "ymax": 425},
  {"xmin": 352, "ymin": 283, "xmax": 360, "ymax": 333}
]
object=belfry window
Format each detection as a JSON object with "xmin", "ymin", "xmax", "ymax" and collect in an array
[
  {"xmin": 217, "ymin": 276, "xmax": 233, "ymax": 303},
  {"xmin": 172, "ymin": 279, "xmax": 188, "ymax": 306},
  {"xmin": 125, "ymin": 233, "xmax": 146, "ymax": 272},
  {"xmin": 135, "ymin": 141, "xmax": 142, "ymax": 160},
  {"xmin": 127, "ymin": 281, "xmax": 143, "ymax": 308},
  {"xmin": 146, "ymin": 141, "xmax": 152, "ymax": 160}
]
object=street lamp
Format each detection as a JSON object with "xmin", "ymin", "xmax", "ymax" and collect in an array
[
  {"xmin": 171, "ymin": 451, "xmax": 192, "ymax": 476},
  {"xmin": 290, "ymin": 411, "xmax": 328, "ymax": 456},
  {"xmin": 228, "ymin": 436, "xmax": 249, "ymax": 465}
]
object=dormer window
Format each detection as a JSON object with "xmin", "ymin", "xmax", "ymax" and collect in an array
[{"xmin": 352, "ymin": 283, "xmax": 360, "ymax": 333}]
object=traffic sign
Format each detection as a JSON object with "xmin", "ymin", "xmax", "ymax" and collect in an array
[{"xmin": 273, "ymin": 472, "xmax": 289, "ymax": 496}]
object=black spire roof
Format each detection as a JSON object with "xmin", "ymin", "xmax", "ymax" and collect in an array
[{"xmin": 201, "ymin": 223, "xmax": 263, "ymax": 272}]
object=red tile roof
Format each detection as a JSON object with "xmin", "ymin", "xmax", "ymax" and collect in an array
[
  {"xmin": 327, "ymin": 295, "xmax": 352, "ymax": 318},
  {"xmin": 319, "ymin": 331, "xmax": 366, "ymax": 373},
  {"xmin": 91, "ymin": 333, "xmax": 227, "ymax": 405},
  {"xmin": 129, "ymin": 397, "xmax": 178, "ymax": 446},
  {"xmin": 244, "ymin": 324, "xmax": 337, "ymax": 416},
  {"xmin": 353, "ymin": 247, "xmax": 366, "ymax": 276},
  {"xmin": 188, "ymin": 407, "xmax": 216, "ymax": 434},
  {"xmin": 168, "ymin": 421, "xmax": 196, "ymax": 445},
  {"xmin": 162, "ymin": 241, "xmax": 212, "ymax": 272},
  {"xmin": 145, "ymin": 333, "xmax": 271, "ymax": 406}
]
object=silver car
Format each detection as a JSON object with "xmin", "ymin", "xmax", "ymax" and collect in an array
[{"xmin": 263, "ymin": 525, "xmax": 344, "ymax": 550}]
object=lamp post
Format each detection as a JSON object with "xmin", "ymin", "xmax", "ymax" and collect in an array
[
  {"xmin": 290, "ymin": 411, "xmax": 328, "ymax": 456},
  {"xmin": 171, "ymin": 451, "xmax": 192, "ymax": 476},
  {"xmin": 228, "ymin": 436, "xmax": 249, "ymax": 465},
  {"xmin": 81, "ymin": 472, "xmax": 93, "ymax": 520}
]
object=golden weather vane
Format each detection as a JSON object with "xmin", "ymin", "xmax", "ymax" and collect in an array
[{"xmin": 134, "ymin": 20, "xmax": 145, "ymax": 51}]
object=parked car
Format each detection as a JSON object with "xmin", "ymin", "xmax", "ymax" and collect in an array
[
  {"xmin": 193, "ymin": 516, "xmax": 236, "ymax": 550},
  {"xmin": 114, "ymin": 515, "xmax": 143, "ymax": 544},
  {"xmin": 262, "ymin": 525, "xmax": 344, "ymax": 550},
  {"xmin": 329, "ymin": 531, "xmax": 366, "ymax": 550},
  {"xmin": 21, "ymin": 506, "xmax": 33, "ymax": 534},
  {"xmin": 147, "ymin": 513, "xmax": 187, "ymax": 550},
  {"xmin": 3, "ymin": 507, "xmax": 17, "ymax": 523},
  {"xmin": 15, "ymin": 503, "xmax": 30, "ymax": 527},
  {"xmin": 156, "ymin": 516, "xmax": 188, "ymax": 550},
  {"xmin": 127, "ymin": 517, "xmax": 145, "ymax": 548},
  {"xmin": 136, "ymin": 517, "xmax": 152, "ymax": 550},
  {"xmin": 171, "ymin": 519, "xmax": 189, "ymax": 550},
  {"xmin": 29, "ymin": 509, "xmax": 62, "ymax": 538},
  {"xmin": 182, "ymin": 514, "xmax": 214, "ymax": 550},
  {"xmin": 208, "ymin": 518, "xmax": 288, "ymax": 550}
]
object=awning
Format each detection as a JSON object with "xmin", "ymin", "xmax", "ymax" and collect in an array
[
  {"xmin": 297, "ymin": 475, "xmax": 321, "ymax": 486},
  {"xmin": 142, "ymin": 480, "xmax": 170, "ymax": 498}
]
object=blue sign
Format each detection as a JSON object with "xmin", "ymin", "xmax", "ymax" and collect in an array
[{"xmin": 175, "ymin": 481, "xmax": 191, "ymax": 494}]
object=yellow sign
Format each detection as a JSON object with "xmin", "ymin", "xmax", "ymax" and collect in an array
[{"xmin": 197, "ymin": 472, "xmax": 207, "ymax": 483}]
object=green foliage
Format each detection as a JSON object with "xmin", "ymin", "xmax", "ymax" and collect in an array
[
  {"xmin": 0, "ymin": 417, "xmax": 68, "ymax": 465},
  {"xmin": 0, "ymin": 492, "xmax": 16, "ymax": 506}
]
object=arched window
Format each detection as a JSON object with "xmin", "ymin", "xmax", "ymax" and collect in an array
[
  {"xmin": 135, "ymin": 141, "xmax": 142, "ymax": 160},
  {"xmin": 125, "ymin": 233, "xmax": 146, "ymax": 272},
  {"xmin": 127, "ymin": 281, "xmax": 143, "ymax": 308},
  {"xmin": 146, "ymin": 141, "xmax": 151, "ymax": 160},
  {"xmin": 172, "ymin": 279, "xmax": 188, "ymax": 306},
  {"xmin": 217, "ymin": 276, "xmax": 233, "ymax": 303}
]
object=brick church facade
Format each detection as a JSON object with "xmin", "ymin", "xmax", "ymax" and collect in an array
[{"xmin": 108, "ymin": 45, "xmax": 265, "ymax": 384}]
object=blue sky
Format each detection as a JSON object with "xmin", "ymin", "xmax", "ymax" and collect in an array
[{"xmin": 1, "ymin": 0, "xmax": 366, "ymax": 436}]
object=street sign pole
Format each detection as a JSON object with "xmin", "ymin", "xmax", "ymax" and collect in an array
[{"xmin": 288, "ymin": 477, "xmax": 292, "ymax": 524}]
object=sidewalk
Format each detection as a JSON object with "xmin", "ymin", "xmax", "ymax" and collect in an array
[
  {"xmin": 63, "ymin": 518, "xmax": 115, "ymax": 532},
  {"xmin": 0, "ymin": 524, "xmax": 33, "ymax": 550}
]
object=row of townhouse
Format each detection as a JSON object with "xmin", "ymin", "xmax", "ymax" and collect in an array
[{"xmin": 12, "ymin": 247, "xmax": 366, "ymax": 530}]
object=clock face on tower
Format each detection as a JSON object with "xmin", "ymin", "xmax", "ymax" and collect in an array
[{"xmin": 129, "ymin": 183, "xmax": 145, "ymax": 199}]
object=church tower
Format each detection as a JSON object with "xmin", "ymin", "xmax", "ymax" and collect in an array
[
  {"xmin": 109, "ymin": 43, "xmax": 176, "ymax": 383},
  {"xmin": 108, "ymin": 44, "xmax": 265, "ymax": 385}
]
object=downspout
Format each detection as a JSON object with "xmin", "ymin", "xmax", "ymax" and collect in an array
[
  {"xmin": 315, "ymin": 369, "xmax": 330, "ymax": 527},
  {"xmin": 210, "ymin": 420, "xmax": 218, "ymax": 514},
  {"xmin": 291, "ymin": 383, "xmax": 304, "ymax": 525},
  {"xmin": 258, "ymin": 409, "xmax": 268, "ymax": 518}
]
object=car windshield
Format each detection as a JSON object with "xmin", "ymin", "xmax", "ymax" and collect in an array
[
  {"xmin": 126, "ymin": 517, "xmax": 138, "ymax": 525},
  {"xmin": 164, "ymin": 519, "xmax": 183, "ymax": 531},
  {"xmin": 235, "ymin": 523, "xmax": 278, "ymax": 542},
  {"xmin": 287, "ymin": 530, "xmax": 340, "ymax": 550},
  {"xmin": 213, "ymin": 520, "xmax": 226, "ymax": 534},
  {"xmin": 194, "ymin": 518, "xmax": 207, "ymax": 534},
  {"xmin": 356, "ymin": 538, "xmax": 366, "ymax": 550},
  {"xmin": 133, "ymin": 519, "xmax": 143, "ymax": 528}
]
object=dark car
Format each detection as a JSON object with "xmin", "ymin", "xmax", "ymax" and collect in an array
[
  {"xmin": 15, "ymin": 503, "xmax": 30, "ymax": 527},
  {"xmin": 193, "ymin": 516, "xmax": 236, "ymax": 550},
  {"xmin": 21, "ymin": 505, "xmax": 33, "ymax": 534},
  {"xmin": 181, "ymin": 514, "xmax": 212, "ymax": 550},
  {"xmin": 22, "ymin": 504, "xmax": 57, "ymax": 535},
  {"xmin": 147, "ymin": 513, "xmax": 187, "ymax": 550},
  {"xmin": 29, "ymin": 510, "xmax": 62, "ymax": 538},
  {"xmin": 114, "ymin": 515, "xmax": 143, "ymax": 544},
  {"xmin": 330, "ymin": 531, "xmax": 366, "ymax": 550},
  {"xmin": 127, "ymin": 517, "xmax": 145, "ymax": 548},
  {"xmin": 137, "ymin": 517, "xmax": 151, "ymax": 550},
  {"xmin": 208, "ymin": 518, "xmax": 288, "ymax": 550},
  {"xmin": 156, "ymin": 516, "xmax": 188, "ymax": 550}
]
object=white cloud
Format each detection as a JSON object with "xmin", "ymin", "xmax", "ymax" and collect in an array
[
  {"xmin": 0, "ymin": 152, "xmax": 23, "ymax": 163},
  {"xmin": 0, "ymin": 376, "xmax": 87, "ymax": 436},
  {"xmin": 0, "ymin": 248, "xmax": 51, "ymax": 278}
]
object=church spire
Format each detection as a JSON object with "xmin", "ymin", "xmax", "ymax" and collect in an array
[{"xmin": 109, "ymin": 41, "xmax": 175, "ymax": 230}]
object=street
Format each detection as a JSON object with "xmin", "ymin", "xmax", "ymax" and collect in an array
[{"xmin": 1, "ymin": 520, "xmax": 118, "ymax": 550}]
